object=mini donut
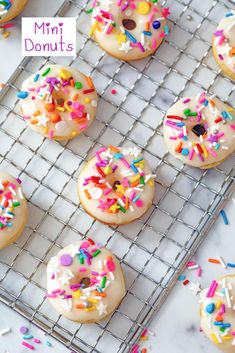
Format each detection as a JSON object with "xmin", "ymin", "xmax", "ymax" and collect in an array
[
  {"xmin": 90, "ymin": 0, "xmax": 170, "ymax": 61},
  {"xmin": 0, "ymin": 172, "xmax": 28, "ymax": 250},
  {"xmin": 77, "ymin": 146, "xmax": 155, "ymax": 225},
  {"xmin": 46, "ymin": 239, "xmax": 126, "ymax": 323},
  {"xmin": 200, "ymin": 275, "xmax": 235, "ymax": 353},
  {"xmin": 163, "ymin": 92, "xmax": 235, "ymax": 169},
  {"xmin": 18, "ymin": 65, "xmax": 98, "ymax": 141},
  {"xmin": 0, "ymin": 0, "xmax": 28, "ymax": 24},
  {"xmin": 213, "ymin": 11, "xmax": 235, "ymax": 80}
]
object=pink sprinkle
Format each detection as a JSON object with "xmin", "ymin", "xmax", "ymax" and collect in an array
[
  {"xmin": 120, "ymin": 158, "xmax": 130, "ymax": 168},
  {"xmin": 111, "ymin": 89, "xmax": 117, "ymax": 95},
  {"xmin": 131, "ymin": 344, "xmax": 140, "ymax": 353},
  {"xmin": 169, "ymin": 136, "xmax": 177, "ymax": 140},
  {"xmin": 33, "ymin": 339, "xmax": 41, "ymax": 344},
  {"xmin": 187, "ymin": 261, "xmax": 196, "ymax": 267},
  {"xmin": 197, "ymin": 267, "xmax": 202, "ymax": 277},
  {"xmin": 183, "ymin": 98, "xmax": 190, "ymax": 104},
  {"xmin": 136, "ymin": 199, "xmax": 144, "ymax": 208},
  {"xmin": 188, "ymin": 148, "xmax": 195, "ymax": 160},
  {"xmin": 207, "ymin": 147, "xmax": 217, "ymax": 157},
  {"xmin": 206, "ymin": 280, "xmax": 218, "ymax": 298},
  {"xmin": 22, "ymin": 342, "xmax": 35, "ymax": 350},
  {"xmin": 230, "ymin": 124, "xmax": 235, "ymax": 130},
  {"xmin": 79, "ymin": 267, "xmax": 87, "ymax": 272},
  {"xmin": 152, "ymin": 38, "xmax": 157, "ymax": 49}
]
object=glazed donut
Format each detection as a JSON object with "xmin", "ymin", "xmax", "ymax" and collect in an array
[
  {"xmin": 18, "ymin": 65, "xmax": 98, "ymax": 141},
  {"xmin": 0, "ymin": 172, "xmax": 28, "ymax": 250},
  {"xmin": 77, "ymin": 146, "xmax": 155, "ymax": 225},
  {"xmin": 163, "ymin": 92, "xmax": 235, "ymax": 169},
  {"xmin": 0, "ymin": 0, "xmax": 28, "ymax": 24},
  {"xmin": 46, "ymin": 239, "xmax": 126, "ymax": 323},
  {"xmin": 200, "ymin": 275, "xmax": 235, "ymax": 353},
  {"xmin": 213, "ymin": 11, "xmax": 235, "ymax": 80},
  {"xmin": 90, "ymin": 0, "xmax": 170, "ymax": 61}
]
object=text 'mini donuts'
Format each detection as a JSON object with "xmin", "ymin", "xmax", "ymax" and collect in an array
[
  {"xmin": 47, "ymin": 239, "xmax": 126, "ymax": 323},
  {"xmin": 77, "ymin": 146, "xmax": 156, "ymax": 225},
  {"xmin": 163, "ymin": 92, "xmax": 235, "ymax": 169},
  {"xmin": 90, "ymin": 0, "xmax": 170, "ymax": 61},
  {"xmin": 18, "ymin": 65, "xmax": 97, "ymax": 141},
  {"xmin": 213, "ymin": 11, "xmax": 235, "ymax": 80}
]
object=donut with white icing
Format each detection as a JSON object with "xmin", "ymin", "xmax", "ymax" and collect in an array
[
  {"xmin": 213, "ymin": 10, "xmax": 235, "ymax": 80},
  {"xmin": 46, "ymin": 239, "xmax": 126, "ymax": 323},
  {"xmin": 0, "ymin": 0, "xmax": 28, "ymax": 23},
  {"xmin": 200, "ymin": 275, "xmax": 235, "ymax": 353},
  {"xmin": 163, "ymin": 92, "xmax": 235, "ymax": 169},
  {"xmin": 0, "ymin": 172, "xmax": 28, "ymax": 250},
  {"xmin": 18, "ymin": 65, "xmax": 98, "ymax": 141},
  {"xmin": 77, "ymin": 146, "xmax": 155, "ymax": 225},
  {"xmin": 90, "ymin": 0, "xmax": 170, "ymax": 61}
]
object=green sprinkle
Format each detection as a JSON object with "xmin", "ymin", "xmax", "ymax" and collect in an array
[
  {"xmin": 75, "ymin": 82, "xmax": 83, "ymax": 89},
  {"xmin": 42, "ymin": 67, "xmax": 51, "ymax": 77},
  {"xmin": 46, "ymin": 341, "xmax": 52, "ymax": 347},
  {"xmin": 92, "ymin": 250, "xmax": 101, "ymax": 257},
  {"xmin": 140, "ymin": 176, "xmax": 145, "ymax": 185},
  {"xmin": 101, "ymin": 276, "xmax": 107, "ymax": 288},
  {"xmin": 183, "ymin": 108, "xmax": 191, "ymax": 116},
  {"xmin": 13, "ymin": 201, "xmax": 20, "ymax": 207},
  {"xmin": 118, "ymin": 205, "xmax": 126, "ymax": 213},
  {"xmin": 86, "ymin": 8, "xmax": 93, "ymax": 14},
  {"xmin": 78, "ymin": 255, "xmax": 84, "ymax": 264},
  {"xmin": 188, "ymin": 112, "xmax": 198, "ymax": 117}
]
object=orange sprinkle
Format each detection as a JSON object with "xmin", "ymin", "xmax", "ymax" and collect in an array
[
  {"xmin": 33, "ymin": 110, "xmax": 41, "ymax": 117},
  {"xmin": 125, "ymin": 197, "xmax": 129, "ymax": 210},
  {"xmin": 145, "ymin": 22, "xmax": 150, "ymax": 31},
  {"xmin": 131, "ymin": 181, "xmax": 139, "ymax": 188},
  {"xmin": 109, "ymin": 145, "xmax": 120, "ymax": 153},
  {"xmin": 30, "ymin": 119, "xmax": 39, "ymax": 124},
  {"xmin": 95, "ymin": 183, "xmax": 106, "ymax": 189},
  {"xmin": 175, "ymin": 142, "xmax": 183, "ymax": 153},
  {"xmin": 142, "ymin": 349, "xmax": 147, "ymax": 353},
  {"xmin": 107, "ymin": 256, "xmax": 113, "ymax": 261},
  {"xmin": 86, "ymin": 76, "xmax": 94, "ymax": 88},
  {"xmin": 229, "ymin": 47, "xmax": 235, "ymax": 57},
  {"xmin": 70, "ymin": 79, "xmax": 75, "ymax": 87},
  {"xmin": 45, "ymin": 103, "xmax": 55, "ymax": 113},
  {"xmin": 208, "ymin": 258, "xmax": 220, "ymax": 264},
  {"xmin": 209, "ymin": 100, "xmax": 216, "ymax": 108},
  {"xmin": 215, "ymin": 316, "xmax": 223, "ymax": 322},
  {"xmin": 95, "ymin": 291, "xmax": 107, "ymax": 297},
  {"xmin": 75, "ymin": 304, "xmax": 85, "ymax": 309},
  {"xmin": 72, "ymin": 94, "xmax": 79, "ymax": 101},
  {"xmin": 50, "ymin": 113, "xmax": 61, "ymax": 123},
  {"xmin": 84, "ymin": 189, "xmax": 91, "ymax": 199}
]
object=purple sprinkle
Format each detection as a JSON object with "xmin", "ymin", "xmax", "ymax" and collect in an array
[
  {"xmin": 183, "ymin": 98, "xmax": 190, "ymax": 104},
  {"xmin": 60, "ymin": 254, "xmax": 73, "ymax": 266},
  {"xmin": 16, "ymin": 178, "xmax": 22, "ymax": 184},
  {"xmin": 20, "ymin": 326, "xmax": 29, "ymax": 334},
  {"xmin": 218, "ymin": 54, "xmax": 224, "ymax": 61}
]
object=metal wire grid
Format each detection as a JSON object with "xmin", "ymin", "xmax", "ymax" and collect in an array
[{"xmin": 0, "ymin": 0, "xmax": 235, "ymax": 352}]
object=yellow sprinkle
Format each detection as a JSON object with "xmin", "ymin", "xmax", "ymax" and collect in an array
[
  {"xmin": 135, "ymin": 161, "xmax": 145, "ymax": 169},
  {"xmin": 211, "ymin": 333, "xmax": 219, "ymax": 345},
  {"xmin": 72, "ymin": 131, "xmax": 76, "ymax": 136},
  {"xmin": 72, "ymin": 290, "xmax": 81, "ymax": 299},
  {"xmin": 3, "ymin": 31, "xmax": 11, "ymax": 39},
  {"xmin": 64, "ymin": 101, "xmax": 73, "ymax": 112},
  {"xmin": 89, "ymin": 23, "xmax": 98, "ymax": 36},
  {"xmin": 201, "ymin": 144, "xmax": 208, "ymax": 158},
  {"xmin": 85, "ymin": 306, "xmax": 95, "ymax": 312},
  {"xmin": 58, "ymin": 69, "xmax": 71, "ymax": 80},
  {"xmin": 227, "ymin": 107, "xmax": 234, "ymax": 112},
  {"xmin": 131, "ymin": 174, "xmax": 141, "ymax": 183},
  {"xmin": 88, "ymin": 298, "xmax": 98, "ymax": 304},
  {"xmin": 116, "ymin": 32, "xmax": 127, "ymax": 44},
  {"xmin": 84, "ymin": 97, "xmax": 90, "ymax": 103},
  {"xmin": 56, "ymin": 107, "xmax": 65, "ymax": 112},
  {"xmin": 43, "ymin": 127, "xmax": 48, "ymax": 134},
  {"xmin": 104, "ymin": 166, "xmax": 112, "ymax": 175},
  {"xmin": 223, "ymin": 336, "xmax": 232, "ymax": 341},
  {"xmin": 137, "ymin": 2, "xmax": 150, "ymax": 15},
  {"xmin": 216, "ymin": 300, "xmax": 222, "ymax": 310},
  {"xmin": 140, "ymin": 336, "xmax": 148, "ymax": 341}
]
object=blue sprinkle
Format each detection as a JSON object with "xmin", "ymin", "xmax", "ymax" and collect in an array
[
  {"xmin": 182, "ymin": 136, "xmax": 188, "ymax": 141},
  {"xmin": 214, "ymin": 322, "xmax": 231, "ymax": 328},
  {"xmin": 113, "ymin": 153, "xmax": 124, "ymax": 159},
  {"xmin": 164, "ymin": 25, "xmax": 169, "ymax": 35},
  {"xmin": 23, "ymin": 335, "xmax": 34, "ymax": 340},
  {"xmin": 181, "ymin": 148, "xmax": 189, "ymax": 156},
  {"xmin": 34, "ymin": 73, "xmax": 40, "ymax": 82},
  {"xmin": 133, "ymin": 158, "xmax": 143, "ymax": 164},
  {"xmin": 203, "ymin": 100, "xmax": 209, "ymax": 107},
  {"xmin": 220, "ymin": 209, "xmax": 229, "ymax": 225},
  {"xmin": 133, "ymin": 195, "xmax": 140, "ymax": 203},
  {"xmin": 214, "ymin": 143, "xmax": 220, "ymax": 150},
  {"xmin": 130, "ymin": 164, "xmax": 138, "ymax": 173},
  {"xmin": 178, "ymin": 275, "xmax": 186, "ymax": 281},
  {"xmin": 17, "ymin": 91, "xmax": 28, "ymax": 99},
  {"xmin": 176, "ymin": 122, "xmax": 185, "ymax": 127},
  {"xmin": 152, "ymin": 20, "xmax": 161, "ymax": 29},
  {"xmin": 205, "ymin": 303, "xmax": 215, "ymax": 314},
  {"xmin": 143, "ymin": 31, "xmax": 152, "ymax": 36},
  {"xmin": 124, "ymin": 30, "xmax": 137, "ymax": 43},
  {"xmin": 227, "ymin": 263, "xmax": 235, "ymax": 268},
  {"xmin": 226, "ymin": 112, "xmax": 234, "ymax": 121},
  {"xmin": 225, "ymin": 12, "xmax": 234, "ymax": 17},
  {"xmin": 222, "ymin": 111, "xmax": 228, "ymax": 119},
  {"xmin": 46, "ymin": 341, "xmax": 52, "ymax": 347}
]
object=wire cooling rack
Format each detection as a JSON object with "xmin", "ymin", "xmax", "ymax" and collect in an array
[{"xmin": 0, "ymin": 0, "xmax": 235, "ymax": 352}]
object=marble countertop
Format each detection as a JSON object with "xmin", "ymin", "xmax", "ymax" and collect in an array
[{"xmin": 1, "ymin": 0, "xmax": 235, "ymax": 353}]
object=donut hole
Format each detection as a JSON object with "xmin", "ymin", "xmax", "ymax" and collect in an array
[
  {"xmin": 122, "ymin": 19, "xmax": 136, "ymax": 30},
  {"xmin": 192, "ymin": 124, "xmax": 206, "ymax": 137},
  {"xmin": 80, "ymin": 277, "xmax": 91, "ymax": 289},
  {"xmin": 112, "ymin": 180, "xmax": 121, "ymax": 191}
]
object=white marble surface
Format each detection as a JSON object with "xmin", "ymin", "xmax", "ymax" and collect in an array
[{"xmin": 0, "ymin": 1, "xmax": 235, "ymax": 353}]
